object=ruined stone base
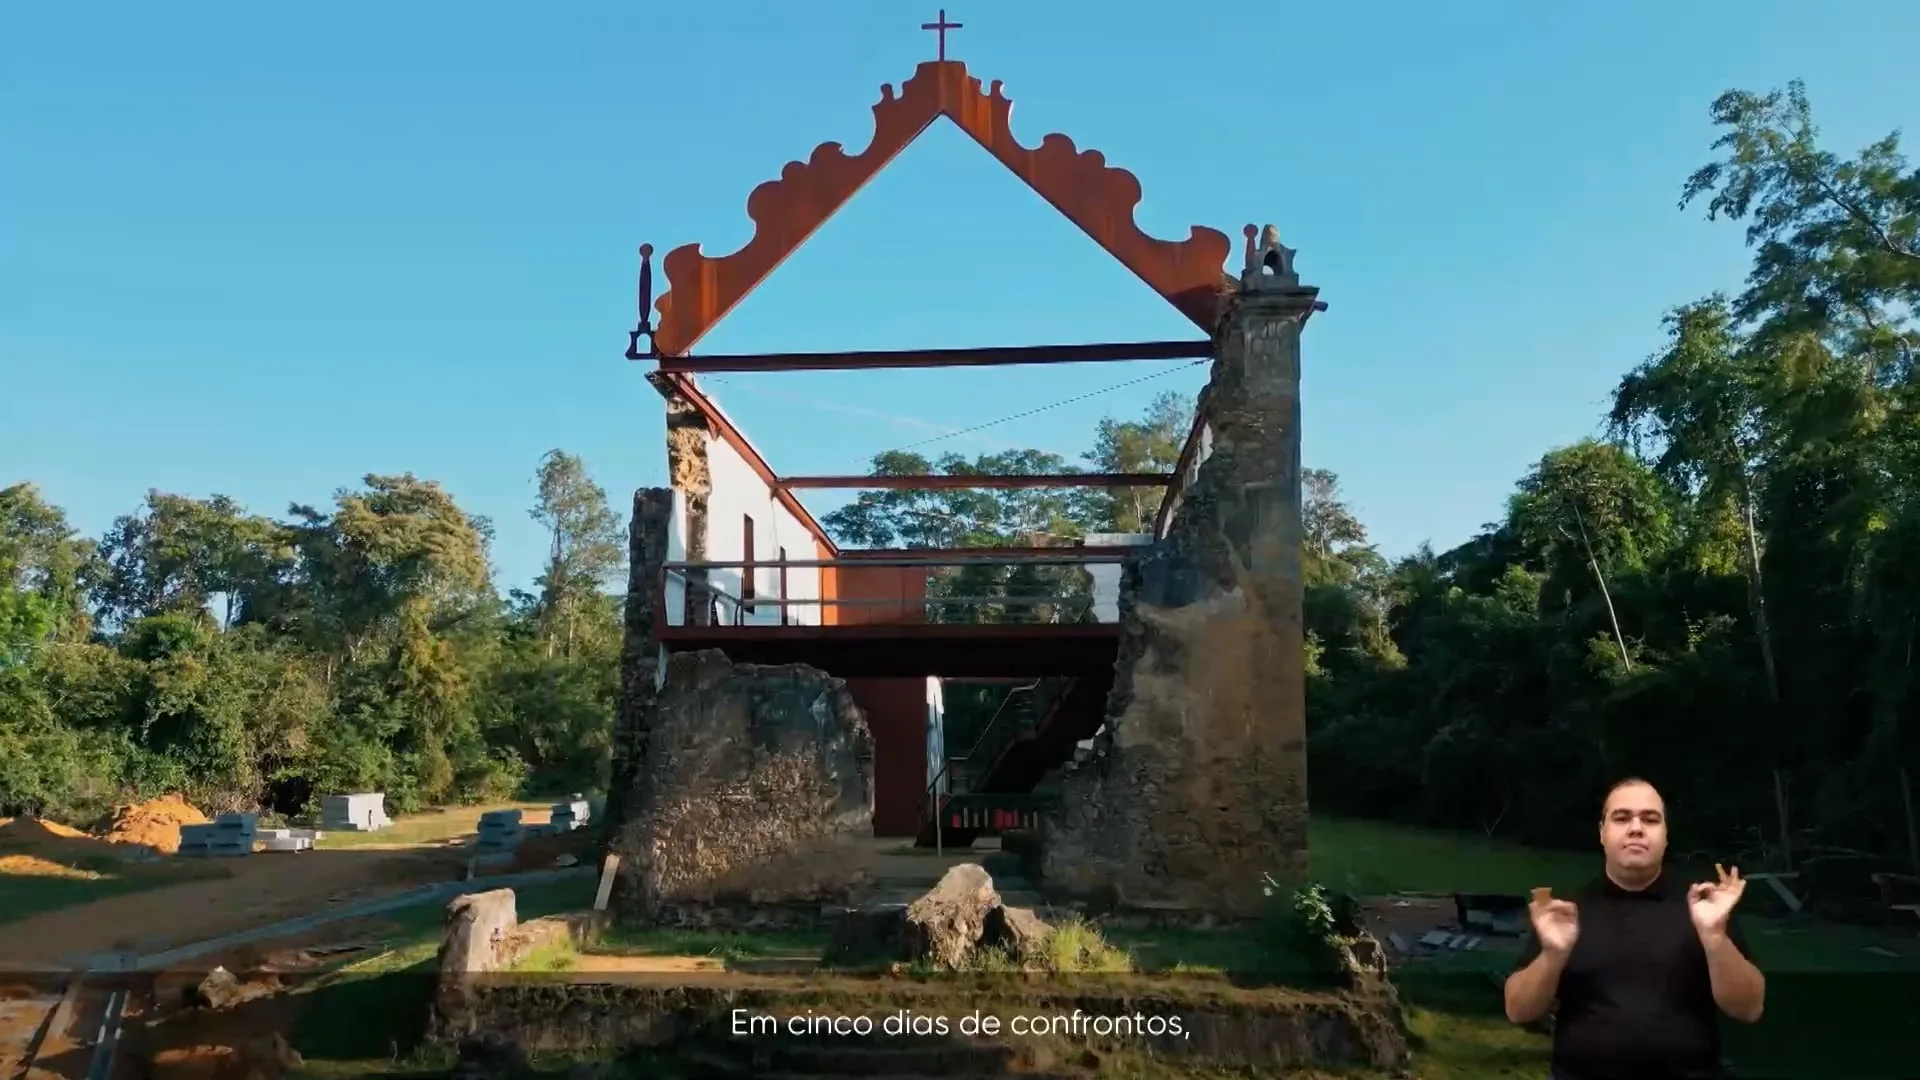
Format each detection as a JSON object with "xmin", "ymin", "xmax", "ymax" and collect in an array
[
  {"xmin": 612, "ymin": 651, "xmax": 876, "ymax": 923},
  {"xmin": 1036, "ymin": 282, "xmax": 1319, "ymax": 917},
  {"xmin": 438, "ymin": 979, "xmax": 1410, "ymax": 1075}
]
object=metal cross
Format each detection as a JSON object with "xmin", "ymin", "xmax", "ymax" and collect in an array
[{"xmin": 921, "ymin": 9, "xmax": 962, "ymax": 61}]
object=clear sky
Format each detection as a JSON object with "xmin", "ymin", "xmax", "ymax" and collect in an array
[{"xmin": 4, "ymin": 1, "xmax": 1915, "ymax": 591}]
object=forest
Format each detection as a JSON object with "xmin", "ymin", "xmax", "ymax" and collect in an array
[{"xmin": 2, "ymin": 82, "xmax": 1916, "ymax": 866}]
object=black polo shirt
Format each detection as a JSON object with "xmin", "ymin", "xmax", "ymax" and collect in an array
[{"xmin": 1511, "ymin": 870, "xmax": 1755, "ymax": 1080}]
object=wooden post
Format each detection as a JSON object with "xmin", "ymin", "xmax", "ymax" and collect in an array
[
  {"xmin": 1773, "ymin": 768, "xmax": 1794, "ymax": 871},
  {"xmin": 1901, "ymin": 767, "xmax": 1919, "ymax": 876},
  {"xmin": 593, "ymin": 854, "xmax": 621, "ymax": 912}
]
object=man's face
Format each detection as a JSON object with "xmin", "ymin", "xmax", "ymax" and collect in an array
[{"xmin": 1600, "ymin": 781, "xmax": 1667, "ymax": 873}]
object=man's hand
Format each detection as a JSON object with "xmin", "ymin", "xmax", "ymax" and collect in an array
[
  {"xmin": 1689, "ymin": 863, "xmax": 1747, "ymax": 940},
  {"xmin": 1528, "ymin": 889, "xmax": 1580, "ymax": 955}
]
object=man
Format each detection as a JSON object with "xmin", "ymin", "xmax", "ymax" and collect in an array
[{"xmin": 1504, "ymin": 777, "xmax": 1767, "ymax": 1079}]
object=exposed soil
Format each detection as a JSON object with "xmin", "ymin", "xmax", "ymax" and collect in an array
[
  {"xmin": 0, "ymin": 985, "xmax": 58, "ymax": 1077},
  {"xmin": 0, "ymin": 795, "xmax": 212, "ymax": 862},
  {"xmin": 102, "ymin": 796, "xmax": 210, "ymax": 854},
  {"xmin": 0, "ymin": 847, "xmax": 468, "ymax": 968},
  {"xmin": 569, "ymin": 954, "xmax": 726, "ymax": 974},
  {"xmin": 0, "ymin": 855, "xmax": 101, "ymax": 880},
  {"xmin": 0, "ymin": 818, "xmax": 128, "ymax": 862}
]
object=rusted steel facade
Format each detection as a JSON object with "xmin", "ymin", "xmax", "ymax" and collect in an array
[{"xmin": 638, "ymin": 59, "xmax": 1235, "ymax": 359}]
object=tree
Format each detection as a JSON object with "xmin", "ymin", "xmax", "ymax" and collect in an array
[
  {"xmin": 1507, "ymin": 441, "xmax": 1678, "ymax": 671},
  {"xmin": 1081, "ymin": 391, "xmax": 1193, "ymax": 533},
  {"xmin": 280, "ymin": 473, "xmax": 493, "ymax": 667},
  {"xmin": 0, "ymin": 483, "xmax": 96, "ymax": 642},
  {"xmin": 1611, "ymin": 299, "xmax": 1783, "ymax": 699},
  {"xmin": 95, "ymin": 492, "xmax": 286, "ymax": 630},
  {"xmin": 1682, "ymin": 81, "xmax": 1919, "ymax": 371},
  {"xmin": 529, "ymin": 451, "xmax": 624, "ymax": 658}
]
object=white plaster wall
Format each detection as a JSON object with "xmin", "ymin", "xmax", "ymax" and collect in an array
[
  {"xmin": 925, "ymin": 676, "xmax": 947, "ymax": 797},
  {"xmin": 1084, "ymin": 532, "xmax": 1155, "ymax": 622},
  {"xmin": 701, "ymin": 433, "xmax": 823, "ymax": 626},
  {"xmin": 663, "ymin": 489, "xmax": 689, "ymax": 626},
  {"xmin": 1156, "ymin": 422, "xmax": 1215, "ymax": 539}
]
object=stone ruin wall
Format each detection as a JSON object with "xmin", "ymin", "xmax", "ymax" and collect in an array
[
  {"xmin": 1038, "ymin": 278, "xmax": 1319, "ymax": 918},
  {"xmin": 613, "ymin": 650, "xmax": 875, "ymax": 920},
  {"xmin": 605, "ymin": 487, "xmax": 877, "ymax": 923}
]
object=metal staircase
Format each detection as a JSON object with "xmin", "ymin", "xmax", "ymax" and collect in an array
[{"xmin": 915, "ymin": 675, "xmax": 1108, "ymax": 848}]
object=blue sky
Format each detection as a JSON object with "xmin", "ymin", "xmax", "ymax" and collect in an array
[{"xmin": 4, "ymin": 1, "xmax": 1915, "ymax": 592}]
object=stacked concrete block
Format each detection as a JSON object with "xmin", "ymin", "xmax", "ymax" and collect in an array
[
  {"xmin": 321, "ymin": 792, "xmax": 392, "ymax": 832},
  {"xmin": 476, "ymin": 809, "xmax": 523, "ymax": 850},
  {"xmin": 258, "ymin": 827, "xmax": 320, "ymax": 853},
  {"xmin": 178, "ymin": 813, "xmax": 257, "ymax": 857},
  {"xmin": 549, "ymin": 799, "xmax": 591, "ymax": 832}
]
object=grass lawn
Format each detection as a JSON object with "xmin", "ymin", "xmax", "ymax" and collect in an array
[
  {"xmin": 286, "ymin": 815, "xmax": 1918, "ymax": 1079},
  {"xmin": 1308, "ymin": 815, "xmax": 1597, "ymax": 895},
  {"xmin": 313, "ymin": 800, "xmax": 553, "ymax": 850},
  {"xmin": 285, "ymin": 874, "xmax": 597, "ymax": 1073}
]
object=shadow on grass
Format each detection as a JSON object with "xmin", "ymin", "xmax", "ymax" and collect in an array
[{"xmin": 279, "ymin": 875, "xmax": 597, "ymax": 1070}]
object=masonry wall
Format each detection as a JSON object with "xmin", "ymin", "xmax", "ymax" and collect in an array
[
  {"xmin": 1038, "ymin": 280, "xmax": 1319, "ymax": 917},
  {"xmin": 603, "ymin": 488, "xmax": 672, "ymax": 844},
  {"xmin": 612, "ymin": 650, "xmax": 875, "ymax": 919}
]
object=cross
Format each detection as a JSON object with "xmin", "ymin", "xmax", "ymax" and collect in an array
[{"xmin": 921, "ymin": 9, "xmax": 962, "ymax": 61}]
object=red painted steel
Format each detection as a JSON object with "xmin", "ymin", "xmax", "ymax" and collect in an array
[
  {"xmin": 652, "ymin": 339, "xmax": 1213, "ymax": 373},
  {"xmin": 647, "ymin": 60, "xmax": 1235, "ymax": 356},
  {"xmin": 780, "ymin": 473, "xmax": 1172, "ymax": 490}
]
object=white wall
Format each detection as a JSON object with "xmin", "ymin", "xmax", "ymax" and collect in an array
[
  {"xmin": 1156, "ymin": 422, "xmax": 1215, "ymax": 539},
  {"xmin": 664, "ymin": 488, "xmax": 690, "ymax": 627},
  {"xmin": 700, "ymin": 433, "xmax": 824, "ymax": 627},
  {"xmin": 1084, "ymin": 532, "xmax": 1155, "ymax": 621},
  {"xmin": 925, "ymin": 676, "xmax": 947, "ymax": 798}
]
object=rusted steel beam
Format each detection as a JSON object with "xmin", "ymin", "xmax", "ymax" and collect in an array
[
  {"xmin": 837, "ymin": 545, "xmax": 1141, "ymax": 560},
  {"xmin": 653, "ymin": 340, "xmax": 1213, "ymax": 373},
  {"xmin": 780, "ymin": 473, "xmax": 1172, "ymax": 490},
  {"xmin": 663, "ymin": 553, "xmax": 1124, "ymax": 569}
]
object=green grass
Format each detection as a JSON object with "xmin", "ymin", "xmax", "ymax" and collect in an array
[
  {"xmin": 313, "ymin": 800, "xmax": 552, "ymax": 850},
  {"xmin": 591, "ymin": 924, "xmax": 827, "ymax": 962},
  {"xmin": 285, "ymin": 875, "xmax": 596, "ymax": 1064},
  {"xmin": 291, "ymin": 816, "xmax": 1918, "ymax": 1080},
  {"xmin": 1308, "ymin": 815, "xmax": 1595, "ymax": 895},
  {"xmin": 0, "ymin": 854, "xmax": 228, "ymax": 923}
]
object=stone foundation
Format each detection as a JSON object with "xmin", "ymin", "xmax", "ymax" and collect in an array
[
  {"xmin": 612, "ymin": 650, "xmax": 876, "ymax": 921},
  {"xmin": 1040, "ymin": 266, "xmax": 1321, "ymax": 917},
  {"xmin": 438, "ymin": 980, "xmax": 1409, "ymax": 1074}
]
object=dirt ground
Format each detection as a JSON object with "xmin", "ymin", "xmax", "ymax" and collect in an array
[
  {"xmin": 0, "ymin": 845, "xmax": 473, "ymax": 968},
  {"xmin": 0, "ymin": 805, "xmax": 579, "ymax": 971}
]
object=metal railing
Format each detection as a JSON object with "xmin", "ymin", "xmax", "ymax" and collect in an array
[
  {"xmin": 659, "ymin": 553, "xmax": 1130, "ymax": 629},
  {"xmin": 1155, "ymin": 411, "xmax": 1215, "ymax": 539},
  {"xmin": 921, "ymin": 678, "xmax": 1071, "ymax": 853}
]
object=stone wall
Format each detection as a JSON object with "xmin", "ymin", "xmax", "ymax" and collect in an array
[
  {"xmin": 1039, "ymin": 259, "xmax": 1320, "ymax": 917},
  {"xmin": 429, "ymin": 888, "xmax": 594, "ymax": 1044},
  {"xmin": 601, "ymin": 487, "xmax": 672, "ymax": 840},
  {"xmin": 654, "ymin": 375, "xmax": 712, "ymax": 626},
  {"xmin": 612, "ymin": 649, "xmax": 876, "ymax": 920}
]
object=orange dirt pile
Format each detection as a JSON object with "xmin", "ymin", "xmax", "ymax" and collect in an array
[
  {"xmin": 0, "ymin": 817, "xmax": 122, "ymax": 863},
  {"xmin": 0, "ymin": 854, "xmax": 100, "ymax": 879},
  {"xmin": 102, "ymin": 795, "xmax": 209, "ymax": 854}
]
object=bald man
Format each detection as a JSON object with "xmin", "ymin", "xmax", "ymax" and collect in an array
[{"xmin": 1505, "ymin": 778, "xmax": 1766, "ymax": 1079}]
